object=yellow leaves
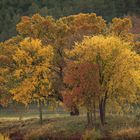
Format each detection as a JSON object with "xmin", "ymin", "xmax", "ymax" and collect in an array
[
  {"xmin": 38, "ymin": 47, "xmax": 49, "ymax": 56},
  {"xmin": 130, "ymin": 70, "xmax": 140, "ymax": 89},
  {"xmin": 14, "ymin": 69, "xmax": 23, "ymax": 77},
  {"xmin": 10, "ymin": 78, "xmax": 35, "ymax": 105},
  {"xmin": 38, "ymin": 45, "xmax": 54, "ymax": 60},
  {"xmin": 68, "ymin": 35, "xmax": 130, "ymax": 63},
  {"xmin": 0, "ymin": 67, "xmax": 9, "ymax": 75},
  {"xmin": 10, "ymin": 38, "xmax": 54, "ymax": 105},
  {"xmin": 13, "ymin": 38, "xmax": 54, "ymax": 66},
  {"xmin": 13, "ymin": 48, "xmax": 31, "ymax": 65},
  {"xmin": 67, "ymin": 35, "xmax": 140, "ymax": 107},
  {"xmin": 20, "ymin": 38, "xmax": 42, "ymax": 51}
]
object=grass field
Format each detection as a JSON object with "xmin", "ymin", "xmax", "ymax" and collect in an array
[{"xmin": 0, "ymin": 113, "xmax": 140, "ymax": 140}]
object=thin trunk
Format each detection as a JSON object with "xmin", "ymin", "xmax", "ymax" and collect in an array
[
  {"xmin": 90, "ymin": 111, "xmax": 93, "ymax": 126},
  {"xmin": 103, "ymin": 98, "xmax": 106, "ymax": 123},
  {"xmin": 99, "ymin": 99, "xmax": 104, "ymax": 125},
  {"xmin": 87, "ymin": 110, "xmax": 93, "ymax": 127},
  {"xmin": 103, "ymin": 91, "xmax": 108, "ymax": 122},
  {"xmin": 87, "ymin": 112, "xmax": 90, "ymax": 125},
  {"xmin": 99, "ymin": 90, "xmax": 108, "ymax": 125},
  {"xmin": 12, "ymin": 103, "xmax": 23, "ymax": 121},
  {"xmin": 39, "ymin": 100, "xmax": 43, "ymax": 125},
  {"xmin": 19, "ymin": 111, "xmax": 23, "ymax": 121},
  {"xmin": 93, "ymin": 102, "xmax": 96, "ymax": 126}
]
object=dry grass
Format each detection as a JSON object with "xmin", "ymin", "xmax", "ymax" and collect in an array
[
  {"xmin": 0, "ymin": 114, "xmax": 140, "ymax": 140},
  {"xmin": 111, "ymin": 127, "xmax": 140, "ymax": 140},
  {"xmin": 0, "ymin": 133, "xmax": 10, "ymax": 140}
]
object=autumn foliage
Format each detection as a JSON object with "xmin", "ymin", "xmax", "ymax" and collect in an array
[
  {"xmin": 65, "ymin": 35, "xmax": 140, "ymax": 125},
  {"xmin": 0, "ymin": 13, "xmax": 140, "ymax": 127}
]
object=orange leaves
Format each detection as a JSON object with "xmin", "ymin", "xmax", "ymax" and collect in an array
[
  {"xmin": 110, "ymin": 18, "xmax": 132, "ymax": 32},
  {"xmin": 62, "ymin": 13, "xmax": 106, "ymax": 34},
  {"xmin": 133, "ymin": 42, "xmax": 140, "ymax": 54},
  {"xmin": 109, "ymin": 17, "xmax": 134, "ymax": 41},
  {"xmin": 60, "ymin": 13, "xmax": 106, "ymax": 49},
  {"xmin": 17, "ymin": 14, "xmax": 55, "ymax": 39},
  {"xmin": 63, "ymin": 61, "xmax": 100, "ymax": 109},
  {"xmin": 0, "ymin": 55, "xmax": 10, "ymax": 65}
]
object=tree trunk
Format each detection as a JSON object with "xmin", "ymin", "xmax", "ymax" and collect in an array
[
  {"xmin": 38, "ymin": 100, "xmax": 43, "ymax": 125},
  {"xmin": 103, "ymin": 97, "xmax": 106, "ymax": 123},
  {"xmin": 12, "ymin": 103, "xmax": 23, "ymax": 121},
  {"xmin": 93, "ymin": 102, "xmax": 96, "ymax": 126},
  {"xmin": 99, "ymin": 91, "xmax": 108, "ymax": 126},
  {"xmin": 99, "ymin": 99, "xmax": 105, "ymax": 125},
  {"xmin": 87, "ymin": 112, "xmax": 90, "ymax": 125},
  {"xmin": 19, "ymin": 111, "xmax": 23, "ymax": 121},
  {"xmin": 90, "ymin": 111, "xmax": 93, "ymax": 125},
  {"xmin": 87, "ymin": 110, "xmax": 93, "ymax": 128}
]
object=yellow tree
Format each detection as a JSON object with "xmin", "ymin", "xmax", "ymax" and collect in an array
[
  {"xmin": 15, "ymin": 13, "xmax": 107, "ymax": 114},
  {"xmin": 0, "ymin": 36, "xmax": 20, "ymax": 106},
  {"xmin": 66, "ymin": 35, "xmax": 140, "ymax": 125},
  {"xmin": 0, "ymin": 44, "xmax": 11, "ymax": 107},
  {"xmin": 16, "ymin": 14, "xmax": 68, "ymax": 102},
  {"xmin": 10, "ymin": 38, "xmax": 54, "ymax": 124},
  {"xmin": 0, "ymin": 36, "xmax": 27, "ymax": 120}
]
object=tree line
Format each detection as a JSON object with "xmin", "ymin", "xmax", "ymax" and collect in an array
[{"xmin": 0, "ymin": 0, "xmax": 140, "ymax": 41}]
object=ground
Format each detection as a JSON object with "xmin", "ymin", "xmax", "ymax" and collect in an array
[{"xmin": 0, "ymin": 113, "xmax": 140, "ymax": 140}]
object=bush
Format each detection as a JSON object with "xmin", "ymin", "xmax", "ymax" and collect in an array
[{"xmin": 82, "ymin": 129, "xmax": 101, "ymax": 140}]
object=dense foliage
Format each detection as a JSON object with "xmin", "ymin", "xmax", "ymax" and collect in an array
[
  {"xmin": 0, "ymin": 0, "xmax": 140, "ymax": 41},
  {"xmin": 0, "ymin": 11, "xmax": 140, "ymax": 126},
  {"xmin": 66, "ymin": 35, "xmax": 140, "ymax": 125}
]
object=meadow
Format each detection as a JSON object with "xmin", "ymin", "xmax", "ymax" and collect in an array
[{"xmin": 0, "ymin": 106, "xmax": 140, "ymax": 140}]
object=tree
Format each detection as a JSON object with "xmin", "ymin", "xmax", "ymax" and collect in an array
[
  {"xmin": 0, "ymin": 40, "xmax": 14, "ymax": 107},
  {"xmin": 15, "ymin": 13, "xmax": 106, "ymax": 115},
  {"xmin": 10, "ymin": 38, "xmax": 54, "ymax": 124},
  {"xmin": 63, "ymin": 61, "xmax": 100, "ymax": 127},
  {"xmin": 66, "ymin": 35, "xmax": 140, "ymax": 125},
  {"xmin": 0, "ymin": 54, "xmax": 11, "ymax": 107}
]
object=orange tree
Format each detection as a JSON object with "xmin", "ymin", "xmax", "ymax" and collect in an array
[{"xmin": 63, "ymin": 61, "xmax": 100, "ymax": 126}]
